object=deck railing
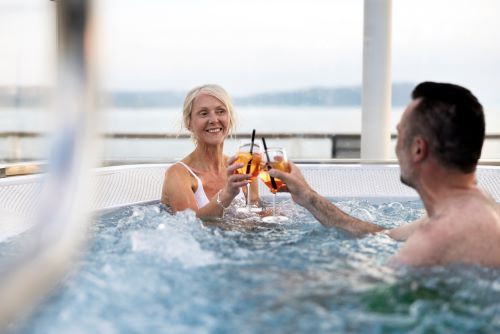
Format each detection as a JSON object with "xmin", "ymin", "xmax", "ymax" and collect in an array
[{"xmin": 1, "ymin": 131, "xmax": 500, "ymax": 163}]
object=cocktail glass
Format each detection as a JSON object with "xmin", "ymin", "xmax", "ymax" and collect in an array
[
  {"xmin": 235, "ymin": 141, "xmax": 262, "ymax": 213},
  {"xmin": 260, "ymin": 147, "xmax": 289, "ymax": 222}
]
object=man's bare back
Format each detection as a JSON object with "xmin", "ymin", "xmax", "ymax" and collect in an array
[{"xmin": 395, "ymin": 189, "xmax": 500, "ymax": 266}]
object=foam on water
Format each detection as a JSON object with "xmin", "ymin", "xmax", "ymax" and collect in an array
[
  {"xmin": 130, "ymin": 210, "xmax": 218, "ymax": 268},
  {"xmin": 4, "ymin": 197, "xmax": 500, "ymax": 333}
]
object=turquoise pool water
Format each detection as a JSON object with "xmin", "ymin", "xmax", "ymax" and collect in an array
[{"xmin": 5, "ymin": 198, "xmax": 500, "ymax": 333}]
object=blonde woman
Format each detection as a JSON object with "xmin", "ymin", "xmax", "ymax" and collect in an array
[{"xmin": 161, "ymin": 84, "xmax": 257, "ymax": 218}]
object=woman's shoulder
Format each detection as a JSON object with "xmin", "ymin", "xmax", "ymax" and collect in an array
[{"xmin": 165, "ymin": 161, "xmax": 191, "ymax": 178}]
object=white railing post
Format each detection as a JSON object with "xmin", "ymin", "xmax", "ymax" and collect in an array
[
  {"xmin": 0, "ymin": 0, "xmax": 99, "ymax": 328},
  {"xmin": 361, "ymin": 0, "xmax": 392, "ymax": 161}
]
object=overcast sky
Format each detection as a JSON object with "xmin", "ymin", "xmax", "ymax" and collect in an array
[{"xmin": 1, "ymin": 0, "xmax": 499, "ymax": 103}]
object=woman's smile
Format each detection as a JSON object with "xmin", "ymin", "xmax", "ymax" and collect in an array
[{"xmin": 206, "ymin": 127, "xmax": 223, "ymax": 134}]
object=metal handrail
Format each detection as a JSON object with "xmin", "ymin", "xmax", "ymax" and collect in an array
[
  {"xmin": 2, "ymin": 131, "xmax": 500, "ymax": 165},
  {"xmin": 2, "ymin": 131, "xmax": 500, "ymax": 139}
]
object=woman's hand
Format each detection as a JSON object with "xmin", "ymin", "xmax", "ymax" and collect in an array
[{"xmin": 218, "ymin": 156, "xmax": 251, "ymax": 207}]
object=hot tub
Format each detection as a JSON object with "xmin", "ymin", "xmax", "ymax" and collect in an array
[{"xmin": 1, "ymin": 164, "xmax": 500, "ymax": 333}]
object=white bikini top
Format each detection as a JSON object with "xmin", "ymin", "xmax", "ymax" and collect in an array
[
  {"xmin": 176, "ymin": 161, "xmax": 245, "ymax": 209},
  {"xmin": 177, "ymin": 161, "xmax": 210, "ymax": 208}
]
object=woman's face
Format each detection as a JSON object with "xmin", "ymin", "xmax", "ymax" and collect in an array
[{"xmin": 189, "ymin": 93, "xmax": 230, "ymax": 146}]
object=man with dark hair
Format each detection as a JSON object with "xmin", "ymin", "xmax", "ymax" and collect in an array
[
  {"xmin": 407, "ymin": 82, "xmax": 485, "ymax": 174},
  {"xmin": 271, "ymin": 82, "xmax": 500, "ymax": 266}
]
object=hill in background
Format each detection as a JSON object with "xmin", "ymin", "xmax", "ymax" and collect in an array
[
  {"xmin": 235, "ymin": 83, "xmax": 414, "ymax": 107},
  {"xmin": 0, "ymin": 83, "xmax": 415, "ymax": 108}
]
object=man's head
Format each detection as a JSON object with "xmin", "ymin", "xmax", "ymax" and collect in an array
[{"xmin": 397, "ymin": 82, "xmax": 485, "ymax": 185}]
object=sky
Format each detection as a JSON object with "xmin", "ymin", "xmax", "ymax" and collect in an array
[{"xmin": 1, "ymin": 0, "xmax": 500, "ymax": 104}]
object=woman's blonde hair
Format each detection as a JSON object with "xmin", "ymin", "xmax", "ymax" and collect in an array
[{"xmin": 182, "ymin": 84, "xmax": 236, "ymax": 136}]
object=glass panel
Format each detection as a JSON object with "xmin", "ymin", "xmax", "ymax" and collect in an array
[
  {"xmin": 96, "ymin": 0, "xmax": 363, "ymax": 163},
  {"xmin": 392, "ymin": 0, "xmax": 500, "ymax": 160},
  {"xmin": 0, "ymin": 0, "xmax": 55, "ymax": 164}
]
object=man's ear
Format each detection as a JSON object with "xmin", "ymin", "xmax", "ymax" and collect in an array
[{"xmin": 412, "ymin": 136, "xmax": 428, "ymax": 162}]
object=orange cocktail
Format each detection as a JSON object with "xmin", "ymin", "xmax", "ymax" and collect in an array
[
  {"xmin": 259, "ymin": 146, "xmax": 290, "ymax": 222},
  {"xmin": 236, "ymin": 140, "xmax": 262, "ymax": 212},
  {"xmin": 260, "ymin": 158, "xmax": 289, "ymax": 193},
  {"xmin": 236, "ymin": 151, "xmax": 262, "ymax": 182}
]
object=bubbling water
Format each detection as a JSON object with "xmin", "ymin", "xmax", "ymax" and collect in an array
[{"xmin": 6, "ymin": 197, "xmax": 500, "ymax": 334}]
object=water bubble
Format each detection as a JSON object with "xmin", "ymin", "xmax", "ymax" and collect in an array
[
  {"xmin": 130, "ymin": 225, "xmax": 218, "ymax": 269},
  {"xmin": 352, "ymin": 208, "xmax": 375, "ymax": 222}
]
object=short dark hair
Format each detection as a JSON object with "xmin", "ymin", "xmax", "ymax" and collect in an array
[{"xmin": 409, "ymin": 82, "xmax": 485, "ymax": 173}]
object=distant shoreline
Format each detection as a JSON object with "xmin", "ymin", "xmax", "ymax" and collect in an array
[{"xmin": 0, "ymin": 83, "xmax": 415, "ymax": 108}]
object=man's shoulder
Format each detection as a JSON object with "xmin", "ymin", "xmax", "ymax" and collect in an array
[
  {"xmin": 446, "ymin": 190, "xmax": 499, "ymax": 222},
  {"xmin": 396, "ymin": 190, "xmax": 500, "ymax": 266},
  {"xmin": 435, "ymin": 193, "xmax": 500, "ymax": 245}
]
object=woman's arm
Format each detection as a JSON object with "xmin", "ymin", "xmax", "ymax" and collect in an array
[
  {"xmin": 161, "ymin": 164, "xmax": 199, "ymax": 211},
  {"xmin": 161, "ymin": 160, "xmax": 250, "ymax": 219},
  {"xmin": 196, "ymin": 160, "xmax": 250, "ymax": 218}
]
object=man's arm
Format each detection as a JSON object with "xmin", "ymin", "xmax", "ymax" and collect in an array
[
  {"xmin": 385, "ymin": 215, "xmax": 428, "ymax": 241},
  {"xmin": 270, "ymin": 162, "xmax": 385, "ymax": 236},
  {"xmin": 302, "ymin": 189, "xmax": 385, "ymax": 235}
]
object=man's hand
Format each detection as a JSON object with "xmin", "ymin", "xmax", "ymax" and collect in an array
[{"xmin": 269, "ymin": 161, "xmax": 314, "ymax": 207}]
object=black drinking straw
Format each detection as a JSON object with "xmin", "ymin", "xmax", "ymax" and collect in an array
[
  {"xmin": 262, "ymin": 137, "xmax": 278, "ymax": 190},
  {"xmin": 245, "ymin": 129, "xmax": 256, "ymax": 174}
]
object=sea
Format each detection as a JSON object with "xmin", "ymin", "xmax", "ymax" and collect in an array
[{"xmin": 1, "ymin": 106, "xmax": 499, "ymax": 162}]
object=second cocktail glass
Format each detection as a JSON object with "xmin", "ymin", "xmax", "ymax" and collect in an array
[
  {"xmin": 260, "ymin": 147, "xmax": 290, "ymax": 222},
  {"xmin": 235, "ymin": 140, "xmax": 262, "ymax": 212}
]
